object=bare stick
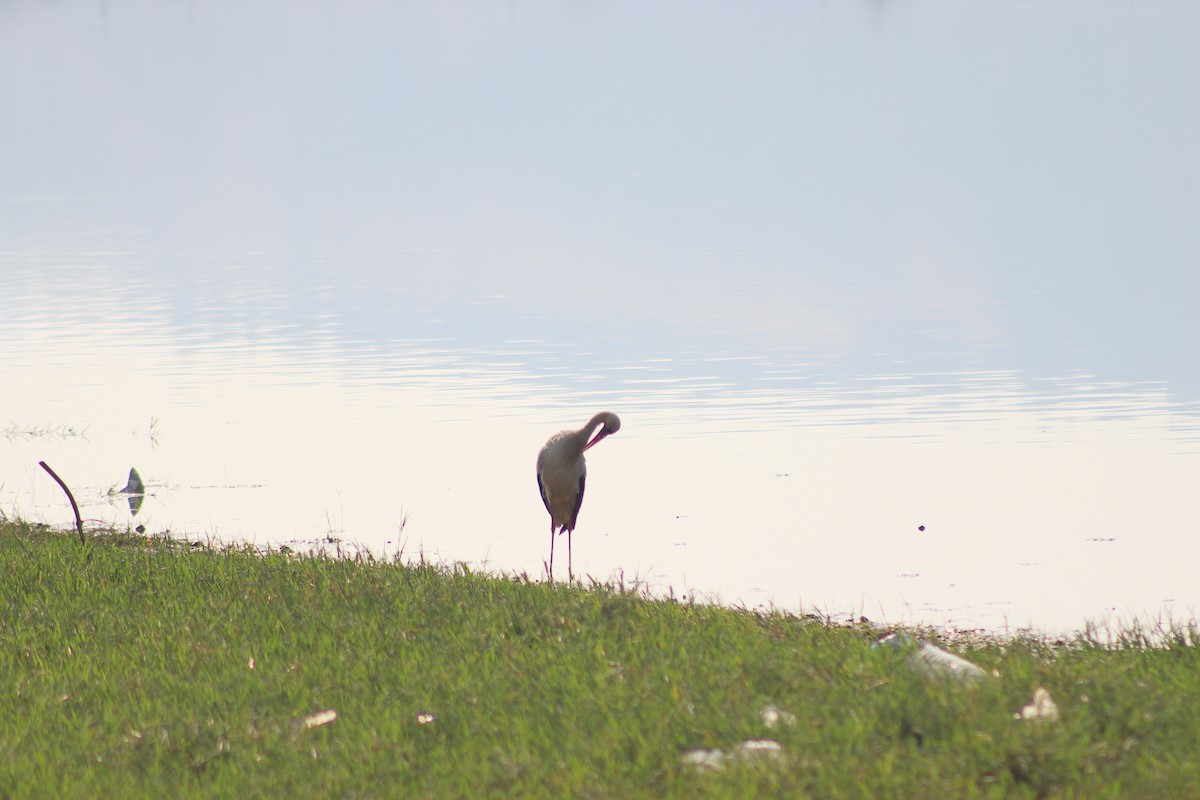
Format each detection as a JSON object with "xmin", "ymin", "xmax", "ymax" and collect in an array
[{"xmin": 38, "ymin": 461, "xmax": 85, "ymax": 545}]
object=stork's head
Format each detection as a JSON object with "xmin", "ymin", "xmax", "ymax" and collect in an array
[{"xmin": 583, "ymin": 411, "xmax": 621, "ymax": 451}]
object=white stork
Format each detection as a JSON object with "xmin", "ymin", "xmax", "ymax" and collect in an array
[{"xmin": 536, "ymin": 411, "xmax": 621, "ymax": 581}]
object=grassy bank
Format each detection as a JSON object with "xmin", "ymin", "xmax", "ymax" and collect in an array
[{"xmin": 1, "ymin": 522, "xmax": 1197, "ymax": 798}]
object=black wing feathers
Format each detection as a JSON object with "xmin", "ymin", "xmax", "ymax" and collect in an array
[
  {"xmin": 537, "ymin": 472, "xmax": 552, "ymax": 516},
  {"xmin": 568, "ymin": 474, "xmax": 586, "ymax": 532}
]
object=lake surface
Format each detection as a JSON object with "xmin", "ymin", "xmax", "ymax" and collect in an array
[{"xmin": 2, "ymin": 0, "xmax": 1198, "ymax": 635}]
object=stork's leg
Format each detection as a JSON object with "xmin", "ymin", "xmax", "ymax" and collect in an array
[
  {"xmin": 567, "ymin": 529, "xmax": 573, "ymax": 582},
  {"xmin": 548, "ymin": 527, "xmax": 555, "ymax": 581}
]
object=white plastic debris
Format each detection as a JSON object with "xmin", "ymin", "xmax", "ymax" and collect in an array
[
  {"xmin": 681, "ymin": 748, "xmax": 729, "ymax": 771},
  {"xmin": 682, "ymin": 739, "xmax": 782, "ymax": 771},
  {"xmin": 874, "ymin": 632, "xmax": 988, "ymax": 682},
  {"xmin": 759, "ymin": 704, "xmax": 797, "ymax": 729},
  {"xmin": 1016, "ymin": 687, "xmax": 1059, "ymax": 722},
  {"xmin": 736, "ymin": 739, "xmax": 783, "ymax": 760},
  {"xmin": 303, "ymin": 709, "xmax": 337, "ymax": 729}
]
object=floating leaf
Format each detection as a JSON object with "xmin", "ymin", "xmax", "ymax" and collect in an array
[
  {"xmin": 122, "ymin": 467, "xmax": 146, "ymax": 515},
  {"xmin": 122, "ymin": 467, "xmax": 144, "ymax": 495}
]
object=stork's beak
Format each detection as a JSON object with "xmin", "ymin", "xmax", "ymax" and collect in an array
[{"xmin": 583, "ymin": 428, "xmax": 610, "ymax": 451}]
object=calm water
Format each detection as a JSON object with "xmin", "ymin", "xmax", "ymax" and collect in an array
[{"xmin": 2, "ymin": 0, "xmax": 1198, "ymax": 634}]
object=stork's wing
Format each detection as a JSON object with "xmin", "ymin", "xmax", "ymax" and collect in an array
[
  {"xmin": 537, "ymin": 471, "xmax": 552, "ymax": 516},
  {"xmin": 567, "ymin": 473, "xmax": 586, "ymax": 532}
]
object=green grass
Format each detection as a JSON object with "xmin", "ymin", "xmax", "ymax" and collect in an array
[{"xmin": 1, "ymin": 521, "xmax": 1197, "ymax": 798}]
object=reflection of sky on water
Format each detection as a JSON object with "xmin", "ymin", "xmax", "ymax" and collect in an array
[
  {"xmin": 2, "ymin": 0, "xmax": 1198, "ymax": 633},
  {"xmin": 4, "ymin": 258, "xmax": 1197, "ymax": 441}
]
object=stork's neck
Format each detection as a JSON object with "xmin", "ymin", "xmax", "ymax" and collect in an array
[{"xmin": 580, "ymin": 412, "xmax": 609, "ymax": 440}]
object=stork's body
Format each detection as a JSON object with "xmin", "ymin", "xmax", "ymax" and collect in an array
[{"xmin": 536, "ymin": 411, "xmax": 621, "ymax": 581}]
